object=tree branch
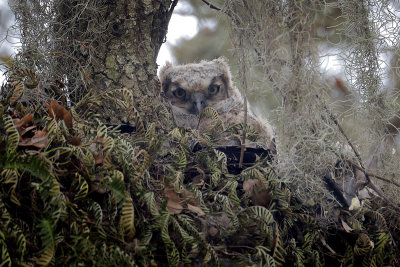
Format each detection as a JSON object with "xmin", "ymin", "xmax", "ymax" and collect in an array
[
  {"xmin": 201, "ymin": 0, "xmax": 222, "ymax": 11},
  {"xmin": 238, "ymin": 29, "xmax": 248, "ymax": 169},
  {"xmin": 325, "ymin": 106, "xmax": 400, "ymax": 212}
]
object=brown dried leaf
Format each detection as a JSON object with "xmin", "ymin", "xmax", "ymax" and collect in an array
[
  {"xmin": 243, "ymin": 179, "xmax": 259, "ymax": 197},
  {"xmin": 46, "ymin": 100, "xmax": 64, "ymax": 120},
  {"xmin": 13, "ymin": 113, "xmax": 34, "ymax": 129},
  {"xmin": 19, "ymin": 125, "xmax": 36, "ymax": 136},
  {"xmin": 341, "ymin": 218, "xmax": 354, "ymax": 233},
  {"xmin": 45, "ymin": 100, "xmax": 73, "ymax": 128},
  {"xmin": 208, "ymin": 226, "xmax": 218, "ymax": 237},
  {"xmin": 93, "ymin": 153, "xmax": 104, "ymax": 165},
  {"xmin": 187, "ymin": 203, "xmax": 205, "ymax": 216},
  {"xmin": 243, "ymin": 179, "xmax": 270, "ymax": 206},
  {"xmin": 70, "ymin": 136, "xmax": 81, "ymax": 146},
  {"xmin": 164, "ymin": 186, "xmax": 183, "ymax": 215},
  {"xmin": 63, "ymin": 109, "xmax": 73, "ymax": 128},
  {"xmin": 19, "ymin": 130, "xmax": 48, "ymax": 148}
]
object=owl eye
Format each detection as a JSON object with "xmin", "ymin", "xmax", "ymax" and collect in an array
[
  {"xmin": 208, "ymin": 84, "xmax": 220, "ymax": 95},
  {"xmin": 173, "ymin": 88, "xmax": 186, "ymax": 99}
]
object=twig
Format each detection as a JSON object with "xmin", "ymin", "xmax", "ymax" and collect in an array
[
  {"xmin": 201, "ymin": 0, "xmax": 222, "ymax": 11},
  {"xmin": 238, "ymin": 29, "xmax": 248, "ymax": 169},
  {"xmin": 350, "ymin": 162, "xmax": 400, "ymax": 188},
  {"xmin": 325, "ymin": 106, "xmax": 400, "ymax": 212}
]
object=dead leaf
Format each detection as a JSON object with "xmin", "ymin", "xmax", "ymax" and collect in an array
[
  {"xmin": 19, "ymin": 125, "xmax": 36, "ymax": 136},
  {"xmin": 19, "ymin": 129, "xmax": 48, "ymax": 148},
  {"xmin": 164, "ymin": 187, "xmax": 183, "ymax": 215},
  {"xmin": 243, "ymin": 179, "xmax": 259, "ymax": 197},
  {"xmin": 70, "ymin": 136, "xmax": 81, "ymax": 146},
  {"xmin": 93, "ymin": 153, "xmax": 104, "ymax": 165},
  {"xmin": 46, "ymin": 100, "xmax": 64, "ymax": 120},
  {"xmin": 63, "ymin": 110, "xmax": 73, "ymax": 128},
  {"xmin": 95, "ymin": 136, "xmax": 107, "ymax": 143},
  {"xmin": 187, "ymin": 203, "xmax": 205, "ymax": 216},
  {"xmin": 243, "ymin": 179, "xmax": 271, "ymax": 206},
  {"xmin": 208, "ymin": 226, "xmax": 218, "ymax": 237},
  {"xmin": 182, "ymin": 188, "xmax": 197, "ymax": 206},
  {"xmin": 349, "ymin": 197, "xmax": 361, "ymax": 211},
  {"xmin": 45, "ymin": 100, "xmax": 73, "ymax": 128},
  {"xmin": 341, "ymin": 219, "xmax": 353, "ymax": 233},
  {"xmin": 13, "ymin": 113, "xmax": 34, "ymax": 129}
]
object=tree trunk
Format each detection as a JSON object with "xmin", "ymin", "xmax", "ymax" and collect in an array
[{"xmin": 13, "ymin": 0, "xmax": 177, "ymax": 125}]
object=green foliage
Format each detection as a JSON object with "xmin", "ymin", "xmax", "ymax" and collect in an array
[{"xmin": 1, "ymin": 68, "xmax": 399, "ymax": 266}]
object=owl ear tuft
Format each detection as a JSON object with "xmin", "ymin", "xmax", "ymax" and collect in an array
[
  {"xmin": 213, "ymin": 57, "xmax": 232, "ymax": 84},
  {"xmin": 159, "ymin": 62, "xmax": 173, "ymax": 85},
  {"xmin": 212, "ymin": 57, "xmax": 229, "ymax": 69}
]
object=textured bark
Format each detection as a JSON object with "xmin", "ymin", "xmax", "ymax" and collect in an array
[{"xmin": 55, "ymin": 0, "xmax": 177, "ymax": 126}]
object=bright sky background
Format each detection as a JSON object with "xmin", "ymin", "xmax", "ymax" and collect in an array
[{"xmin": 156, "ymin": 2, "xmax": 198, "ymax": 67}]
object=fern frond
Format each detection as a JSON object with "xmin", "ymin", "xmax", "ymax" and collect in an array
[
  {"xmin": 36, "ymin": 244, "xmax": 54, "ymax": 267},
  {"xmin": 200, "ymin": 107, "xmax": 219, "ymax": 122},
  {"xmin": 72, "ymin": 173, "xmax": 88, "ymax": 201},
  {"xmin": 120, "ymin": 191, "xmax": 135, "ymax": 238},
  {"xmin": 0, "ymin": 153, "xmax": 51, "ymax": 181},
  {"xmin": 226, "ymin": 180, "xmax": 240, "ymax": 206},
  {"xmin": 108, "ymin": 177, "xmax": 126, "ymax": 204},
  {"xmin": 0, "ymin": 230, "xmax": 12, "ymax": 267},
  {"xmin": 159, "ymin": 212, "xmax": 179, "ymax": 267},
  {"xmin": 132, "ymin": 106, "xmax": 145, "ymax": 136},
  {"xmin": 174, "ymin": 145, "xmax": 187, "ymax": 170},
  {"xmin": 170, "ymin": 216, "xmax": 194, "ymax": 244},
  {"xmin": 143, "ymin": 192, "xmax": 160, "ymax": 217},
  {"xmin": 217, "ymin": 194, "xmax": 239, "ymax": 230},
  {"xmin": 354, "ymin": 233, "xmax": 372, "ymax": 256},
  {"xmin": 214, "ymin": 149, "xmax": 228, "ymax": 173},
  {"xmin": 365, "ymin": 211, "xmax": 387, "ymax": 231},
  {"xmin": 38, "ymin": 219, "xmax": 55, "ymax": 248},
  {"xmin": 9, "ymin": 68, "xmax": 38, "ymax": 89},
  {"xmin": 3, "ymin": 115, "xmax": 19, "ymax": 153},
  {"xmin": 9, "ymin": 82, "xmax": 24, "ymax": 105},
  {"xmin": 172, "ymin": 171, "xmax": 184, "ymax": 194},
  {"xmin": 248, "ymin": 206, "xmax": 275, "ymax": 226},
  {"xmin": 90, "ymin": 201, "xmax": 103, "ymax": 227},
  {"xmin": 2, "ymin": 168, "xmax": 21, "ymax": 206},
  {"xmin": 272, "ymin": 236, "xmax": 286, "ymax": 267},
  {"xmin": 10, "ymin": 224, "xmax": 27, "ymax": 258}
]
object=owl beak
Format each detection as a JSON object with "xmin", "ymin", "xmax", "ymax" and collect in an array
[{"xmin": 192, "ymin": 92, "xmax": 206, "ymax": 115}]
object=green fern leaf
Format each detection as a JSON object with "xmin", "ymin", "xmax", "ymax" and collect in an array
[
  {"xmin": 248, "ymin": 206, "xmax": 275, "ymax": 226},
  {"xmin": 0, "ymin": 230, "xmax": 12, "ymax": 267},
  {"xmin": 108, "ymin": 177, "xmax": 126, "ymax": 204},
  {"xmin": 132, "ymin": 106, "xmax": 145, "ymax": 136},
  {"xmin": 9, "ymin": 82, "xmax": 24, "ymax": 105},
  {"xmin": 272, "ymin": 237, "xmax": 286, "ymax": 267},
  {"xmin": 90, "ymin": 201, "xmax": 103, "ymax": 226},
  {"xmin": 2, "ymin": 169, "xmax": 21, "ymax": 206},
  {"xmin": 218, "ymin": 195, "xmax": 239, "ymax": 230},
  {"xmin": 36, "ymin": 244, "xmax": 54, "ymax": 267},
  {"xmin": 38, "ymin": 219, "xmax": 55, "ymax": 248},
  {"xmin": 159, "ymin": 212, "xmax": 179, "ymax": 267},
  {"xmin": 354, "ymin": 234, "xmax": 372, "ymax": 256},
  {"xmin": 72, "ymin": 173, "xmax": 89, "ymax": 201},
  {"xmin": 174, "ymin": 145, "xmax": 187, "ymax": 170},
  {"xmin": 143, "ymin": 192, "xmax": 159, "ymax": 217},
  {"xmin": 120, "ymin": 191, "xmax": 135, "ymax": 238},
  {"xmin": 3, "ymin": 115, "xmax": 19, "ymax": 153}
]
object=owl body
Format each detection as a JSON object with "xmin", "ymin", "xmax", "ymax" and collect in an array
[{"xmin": 159, "ymin": 58, "xmax": 273, "ymax": 148}]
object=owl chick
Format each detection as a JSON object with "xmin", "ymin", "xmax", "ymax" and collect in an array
[{"xmin": 159, "ymin": 58, "xmax": 273, "ymax": 148}]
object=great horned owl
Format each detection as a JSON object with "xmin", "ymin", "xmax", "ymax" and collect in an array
[{"xmin": 159, "ymin": 58, "xmax": 273, "ymax": 148}]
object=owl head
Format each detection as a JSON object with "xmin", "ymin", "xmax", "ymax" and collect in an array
[{"xmin": 159, "ymin": 58, "xmax": 241, "ymax": 115}]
